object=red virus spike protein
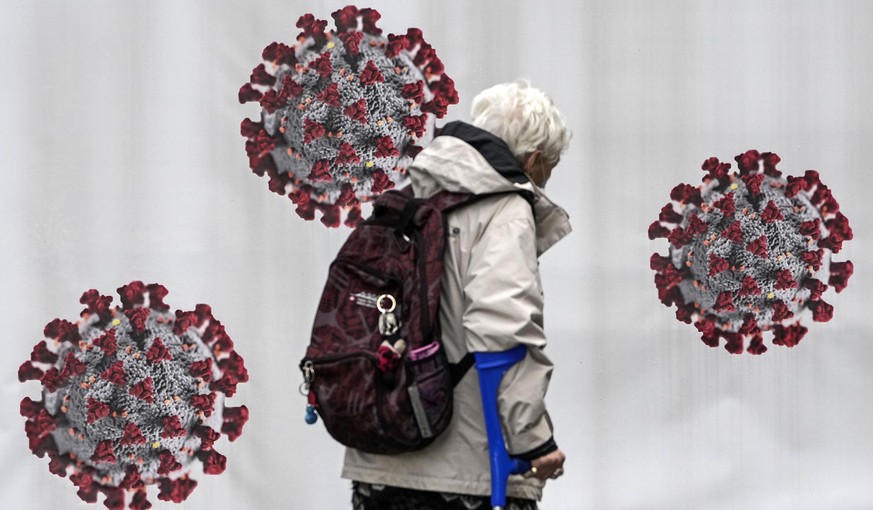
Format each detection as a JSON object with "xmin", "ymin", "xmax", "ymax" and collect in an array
[
  {"xmin": 649, "ymin": 151, "xmax": 854, "ymax": 354},
  {"xmin": 18, "ymin": 282, "xmax": 249, "ymax": 509},
  {"xmin": 239, "ymin": 5, "xmax": 459, "ymax": 228}
]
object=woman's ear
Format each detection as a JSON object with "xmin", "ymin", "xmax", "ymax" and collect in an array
[
  {"xmin": 522, "ymin": 150, "xmax": 543, "ymax": 174},
  {"xmin": 522, "ymin": 150, "xmax": 546, "ymax": 185}
]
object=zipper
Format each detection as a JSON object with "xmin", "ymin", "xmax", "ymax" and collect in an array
[
  {"xmin": 302, "ymin": 351, "xmax": 378, "ymax": 367},
  {"xmin": 412, "ymin": 229, "xmax": 431, "ymax": 340},
  {"xmin": 333, "ymin": 258, "xmax": 401, "ymax": 287}
]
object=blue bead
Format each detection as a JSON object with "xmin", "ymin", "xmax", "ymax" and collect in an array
[{"xmin": 305, "ymin": 405, "xmax": 318, "ymax": 425}]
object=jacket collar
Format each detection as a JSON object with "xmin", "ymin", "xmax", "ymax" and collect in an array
[
  {"xmin": 435, "ymin": 121, "xmax": 530, "ymax": 185},
  {"xmin": 409, "ymin": 122, "xmax": 572, "ymax": 256}
]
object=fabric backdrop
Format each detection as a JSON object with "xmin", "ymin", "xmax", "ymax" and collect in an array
[{"xmin": 1, "ymin": 1, "xmax": 871, "ymax": 509}]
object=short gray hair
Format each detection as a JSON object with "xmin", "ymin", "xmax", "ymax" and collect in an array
[{"xmin": 470, "ymin": 81, "xmax": 570, "ymax": 164}]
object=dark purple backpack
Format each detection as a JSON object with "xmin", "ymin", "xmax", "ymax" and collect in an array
[{"xmin": 299, "ymin": 186, "xmax": 479, "ymax": 454}]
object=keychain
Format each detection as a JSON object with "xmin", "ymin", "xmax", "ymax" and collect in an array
[
  {"xmin": 377, "ymin": 294, "xmax": 400, "ymax": 336},
  {"xmin": 300, "ymin": 361, "xmax": 318, "ymax": 424},
  {"xmin": 376, "ymin": 294, "xmax": 406, "ymax": 373}
]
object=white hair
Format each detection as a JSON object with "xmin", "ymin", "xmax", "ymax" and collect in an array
[{"xmin": 470, "ymin": 81, "xmax": 570, "ymax": 164}]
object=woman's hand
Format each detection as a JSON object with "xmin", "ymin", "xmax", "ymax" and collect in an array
[{"xmin": 524, "ymin": 449, "xmax": 566, "ymax": 481}]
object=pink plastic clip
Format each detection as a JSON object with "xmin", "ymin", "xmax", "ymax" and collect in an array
[{"xmin": 408, "ymin": 341, "xmax": 439, "ymax": 361}]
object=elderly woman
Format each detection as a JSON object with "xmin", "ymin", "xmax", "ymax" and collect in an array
[{"xmin": 343, "ymin": 81, "xmax": 572, "ymax": 510}]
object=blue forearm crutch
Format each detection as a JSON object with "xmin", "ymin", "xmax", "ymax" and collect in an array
[{"xmin": 474, "ymin": 344, "xmax": 533, "ymax": 510}]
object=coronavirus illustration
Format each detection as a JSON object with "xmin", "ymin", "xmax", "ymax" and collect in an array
[
  {"xmin": 649, "ymin": 150, "xmax": 853, "ymax": 354},
  {"xmin": 18, "ymin": 282, "xmax": 249, "ymax": 509},
  {"xmin": 239, "ymin": 5, "xmax": 459, "ymax": 227}
]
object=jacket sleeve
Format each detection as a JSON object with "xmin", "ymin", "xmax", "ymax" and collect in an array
[{"xmin": 461, "ymin": 202, "xmax": 557, "ymax": 457}]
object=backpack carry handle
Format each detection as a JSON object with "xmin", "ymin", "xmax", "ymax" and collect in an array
[{"xmin": 474, "ymin": 345, "xmax": 532, "ymax": 510}]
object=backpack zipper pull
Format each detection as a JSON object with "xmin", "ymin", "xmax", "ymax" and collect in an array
[
  {"xmin": 300, "ymin": 361, "xmax": 318, "ymax": 425},
  {"xmin": 305, "ymin": 404, "xmax": 318, "ymax": 425}
]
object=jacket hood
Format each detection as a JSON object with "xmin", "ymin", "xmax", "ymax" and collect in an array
[{"xmin": 408, "ymin": 121, "xmax": 572, "ymax": 255}]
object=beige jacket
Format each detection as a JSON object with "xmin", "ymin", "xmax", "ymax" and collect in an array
[{"xmin": 342, "ymin": 128, "xmax": 571, "ymax": 501}]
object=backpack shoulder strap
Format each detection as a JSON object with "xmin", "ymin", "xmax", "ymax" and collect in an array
[
  {"xmin": 383, "ymin": 186, "xmax": 532, "ymax": 388},
  {"xmin": 432, "ymin": 189, "xmax": 536, "ymax": 215},
  {"xmin": 429, "ymin": 188, "xmax": 534, "ymax": 387},
  {"xmin": 449, "ymin": 353, "xmax": 475, "ymax": 387}
]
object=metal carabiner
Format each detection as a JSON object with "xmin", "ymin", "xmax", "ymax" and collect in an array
[{"xmin": 299, "ymin": 361, "xmax": 314, "ymax": 396}]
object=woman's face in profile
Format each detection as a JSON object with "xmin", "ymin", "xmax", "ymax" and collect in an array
[{"xmin": 523, "ymin": 150, "xmax": 559, "ymax": 188}]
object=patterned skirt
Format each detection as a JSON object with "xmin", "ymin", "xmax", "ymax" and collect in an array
[{"xmin": 351, "ymin": 481, "xmax": 539, "ymax": 510}]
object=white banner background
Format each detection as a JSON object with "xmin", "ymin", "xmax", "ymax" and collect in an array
[{"xmin": 1, "ymin": 1, "xmax": 870, "ymax": 509}]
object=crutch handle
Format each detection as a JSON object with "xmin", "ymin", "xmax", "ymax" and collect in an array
[{"xmin": 475, "ymin": 344, "xmax": 529, "ymax": 509}]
